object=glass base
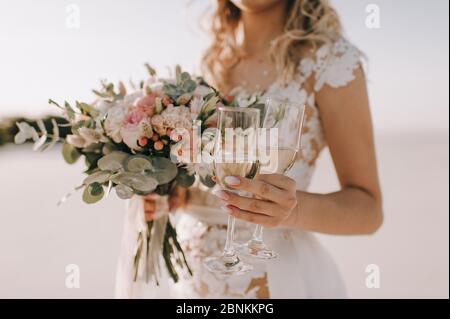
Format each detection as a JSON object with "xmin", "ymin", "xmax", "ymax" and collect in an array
[
  {"xmin": 236, "ymin": 239, "xmax": 279, "ymax": 260},
  {"xmin": 203, "ymin": 253, "xmax": 253, "ymax": 275}
]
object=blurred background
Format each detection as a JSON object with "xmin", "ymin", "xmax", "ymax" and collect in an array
[{"xmin": 0, "ymin": 0, "xmax": 448, "ymax": 298}]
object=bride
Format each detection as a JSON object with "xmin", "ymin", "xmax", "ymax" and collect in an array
[{"xmin": 115, "ymin": 0, "xmax": 383, "ymax": 299}]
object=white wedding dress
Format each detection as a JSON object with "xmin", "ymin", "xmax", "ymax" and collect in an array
[{"xmin": 115, "ymin": 38, "xmax": 361, "ymax": 299}]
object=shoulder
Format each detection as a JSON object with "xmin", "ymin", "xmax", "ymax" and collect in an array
[{"xmin": 297, "ymin": 38, "xmax": 363, "ymax": 92}]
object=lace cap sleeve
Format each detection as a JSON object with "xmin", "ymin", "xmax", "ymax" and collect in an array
[{"xmin": 298, "ymin": 38, "xmax": 362, "ymax": 92}]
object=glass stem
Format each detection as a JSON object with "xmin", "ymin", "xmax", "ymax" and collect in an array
[
  {"xmin": 223, "ymin": 215, "xmax": 236, "ymax": 256},
  {"xmin": 252, "ymin": 225, "xmax": 264, "ymax": 242}
]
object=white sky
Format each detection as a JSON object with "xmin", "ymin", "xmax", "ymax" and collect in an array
[{"xmin": 0, "ymin": 0, "xmax": 448, "ymax": 134}]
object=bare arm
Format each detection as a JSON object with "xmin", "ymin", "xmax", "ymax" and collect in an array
[
  {"xmin": 216, "ymin": 67, "xmax": 383, "ymax": 235},
  {"xmin": 286, "ymin": 67, "xmax": 383, "ymax": 234}
]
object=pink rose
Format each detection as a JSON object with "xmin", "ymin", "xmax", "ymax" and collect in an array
[
  {"xmin": 120, "ymin": 107, "xmax": 147, "ymax": 150},
  {"xmin": 134, "ymin": 95, "xmax": 156, "ymax": 116},
  {"xmin": 123, "ymin": 108, "xmax": 146, "ymax": 126}
]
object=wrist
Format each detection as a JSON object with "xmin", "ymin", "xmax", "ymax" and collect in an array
[{"xmin": 282, "ymin": 190, "xmax": 303, "ymax": 229}]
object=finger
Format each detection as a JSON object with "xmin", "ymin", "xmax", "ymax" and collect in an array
[
  {"xmin": 144, "ymin": 200, "xmax": 156, "ymax": 213},
  {"xmin": 224, "ymin": 205, "xmax": 275, "ymax": 228},
  {"xmin": 171, "ymin": 186, "xmax": 183, "ymax": 197},
  {"xmin": 144, "ymin": 194, "xmax": 159, "ymax": 201},
  {"xmin": 222, "ymin": 176, "xmax": 290, "ymax": 203},
  {"xmin": 169, "ymin": 197, "xmax": 184, "ymax": 211},
  {"xmin": 144, "ymin": 211, "xmax": 155, "ymax": 221},
  {"xmin": 214, "ymin": 190, "xmax": 279, "ymax": 217},
  {"xmin": 170, "ymin": 187, "xmax": 187, "ymax": 210},
  {"xmin": 256, "ymin": 173, "xmax": 297, "ymax": 192}
]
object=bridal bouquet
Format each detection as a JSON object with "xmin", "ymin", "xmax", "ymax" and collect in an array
[{"xmin": 14, "ymin": 65, "xmax": 221, "ymax": 283}]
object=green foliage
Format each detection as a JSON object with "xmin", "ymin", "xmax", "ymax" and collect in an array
[
  {"xmin": 97, "ymin": 151, "xmax": 129, "ymax": 171},
  {"xmin": 176, "ymin": 167, "xmax": 195, "ymax": 188},
  {"xmin": 111, "ymin": 172, "xmax": 158, "ymax": 194},
  {"xmin": 62, "ymin": 142, "xmax": 81, "ymax": 164},
  {"xmin": 82, "ymin": 182, "xmax": 105, "ymax": 204},
  {"xmin": 144, "ymin": 63, "xmax": 157, "ymax": 76},
  {"xmin": 0, "ymin": 116, "xmax": 70, "ymax": 148},
  {"xmin": 146, "ymin": 157, "xmax": 178, "ymax": 185},
  {"xmin": 124, "ymin": 155, "xmax": 153, "ymax": 173},
  {"xmin": 115, "ymin": 184, "xmax": 134, "ymax": 199},
  {"xmin": 200, "ymin": 175, "xmax": 216, "ymax": 188},
  {"xmin": 163, "ymin": 71, "xmax": 197, "ymax": 100},
  {"xmin": 83, "ymin": 170, "xmax": 111, "ymax": 185}
]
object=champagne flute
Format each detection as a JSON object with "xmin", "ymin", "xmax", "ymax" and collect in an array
[
  {"xmin": 203, "ymin": 106, "xmax": 260, "ymax": 275},
  {"xmin": 238, "ymin": 97, "xmax": 306, "ymax": 260}
]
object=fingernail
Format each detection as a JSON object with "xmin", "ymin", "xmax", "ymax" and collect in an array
[
  {"xmin": 221, "ymin": 206, "xmax": 232, "ymax": 214},
  {"xmin": 224, "ymin": 176, "xmax": 240, "ymax": 186},
  {"xmin": 213, "ymin": 189, "xmax": 229, "ymax": 200}
]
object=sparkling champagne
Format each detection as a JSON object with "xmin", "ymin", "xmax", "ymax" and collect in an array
[
  {"xmin": 261, "ymin": 147, "xmax": 298, "ymax": 174},
  {"xmin": 214, "ymin": 160, "xmax": 260, "ymax": 189}
]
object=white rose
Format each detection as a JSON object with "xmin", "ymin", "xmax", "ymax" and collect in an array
[{"xmin": 104, "ymin": 103, "xmax": 130, "ymax": 143}]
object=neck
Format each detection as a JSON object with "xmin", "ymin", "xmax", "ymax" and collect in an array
[{"xmin": 240, "ymin": 2, "xmax": 287, "ymax": 55}]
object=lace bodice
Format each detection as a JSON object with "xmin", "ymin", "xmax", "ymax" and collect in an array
[
  {"xmin": 172, "ymin": 38, "xmax": 361, "ymax": 298},
  {"xmin": 188, "ymin": 38, "xmax": 361, "ymax": 208}
]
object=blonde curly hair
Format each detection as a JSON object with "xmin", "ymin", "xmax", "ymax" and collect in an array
[{"xmin": 202, "ymin": 0, "xmax": 343, "ymax": 91}]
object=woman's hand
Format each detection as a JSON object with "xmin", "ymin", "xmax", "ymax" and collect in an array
[
  {"xmin": 143, "ymin": 186, "xmax": 188, "ymax": 221},
  {"xmin": 213, "ymin": 174, "xmax": 298, "ymax": 228}
]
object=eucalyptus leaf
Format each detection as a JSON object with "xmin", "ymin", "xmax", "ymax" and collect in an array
[
  {"xmin": 62, "ymin": 142, "xmax": 81, "ymax": 164},
  {"xmin": 146, "ymin": 157, "xmax": 178, "ymax": 185},
  {"xmin": 84, "ymin": 152, "xmax": 102, "ymax": 173},
  {"xmin": 179, "ymin": 72, "xmax": 190, "ymax": 82},
  {"xmin": 112, "ymin": 172, "xmax": 158, "ymax": 193},
  {"xmin": 97, "ymin": 151, "xmax": 129, "ymax": 171},
  {"xmin": 176, "ymin": 93, "xmax": 192, "ymax": 105},
  {"xmin": 115, "ymin": 184, "xmax": 134, "ymax": 199},
  {"xmin": 89, "ymin": 182, "xmax": 104, "ymax": 196},
  {"xmin": 83, "ymin": 170, "xmax": 111, "ymax": 185},
  {"xmin": 176, "ymin": 169, "xmax": 195, "ymax": 188},
  {"xmin": 124, "ymin": 155, "xmax": 153, "ymax": 173},
  {"xmin": 83, "ymin": 143, "xmax": 103, "ymax": 154},
  {"xmin": 200, "ymin": 175, "xmax": 216, "ymax": 188},
  {"xmin": 102, "ymin": 143, "xmax": 118, "ymax": 155},
  {"xmin": 182, "ymin": 79, "xmax": 196, "ymax": 93},
  {"xmin": 82, "ymin": 183, "xmax": 104, "ymax": 204}
]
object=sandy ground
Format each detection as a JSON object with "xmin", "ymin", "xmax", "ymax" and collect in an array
[{"xmin": 0, "ymin": 132, "xmax": 448, "ymax": 298}]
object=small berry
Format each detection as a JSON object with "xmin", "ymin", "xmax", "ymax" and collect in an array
[
  {"xmin": 154, "ymin": 141, "xmax": 164, "ymax": 151},
  {"xmin": 138, "ymin": 137, "xmax": 148, "ymax": 147}
]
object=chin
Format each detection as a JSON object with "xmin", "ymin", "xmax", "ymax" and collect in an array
[{"xmin": 230, "ymin": 0, "xmax": 286, "ymax": 13}]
